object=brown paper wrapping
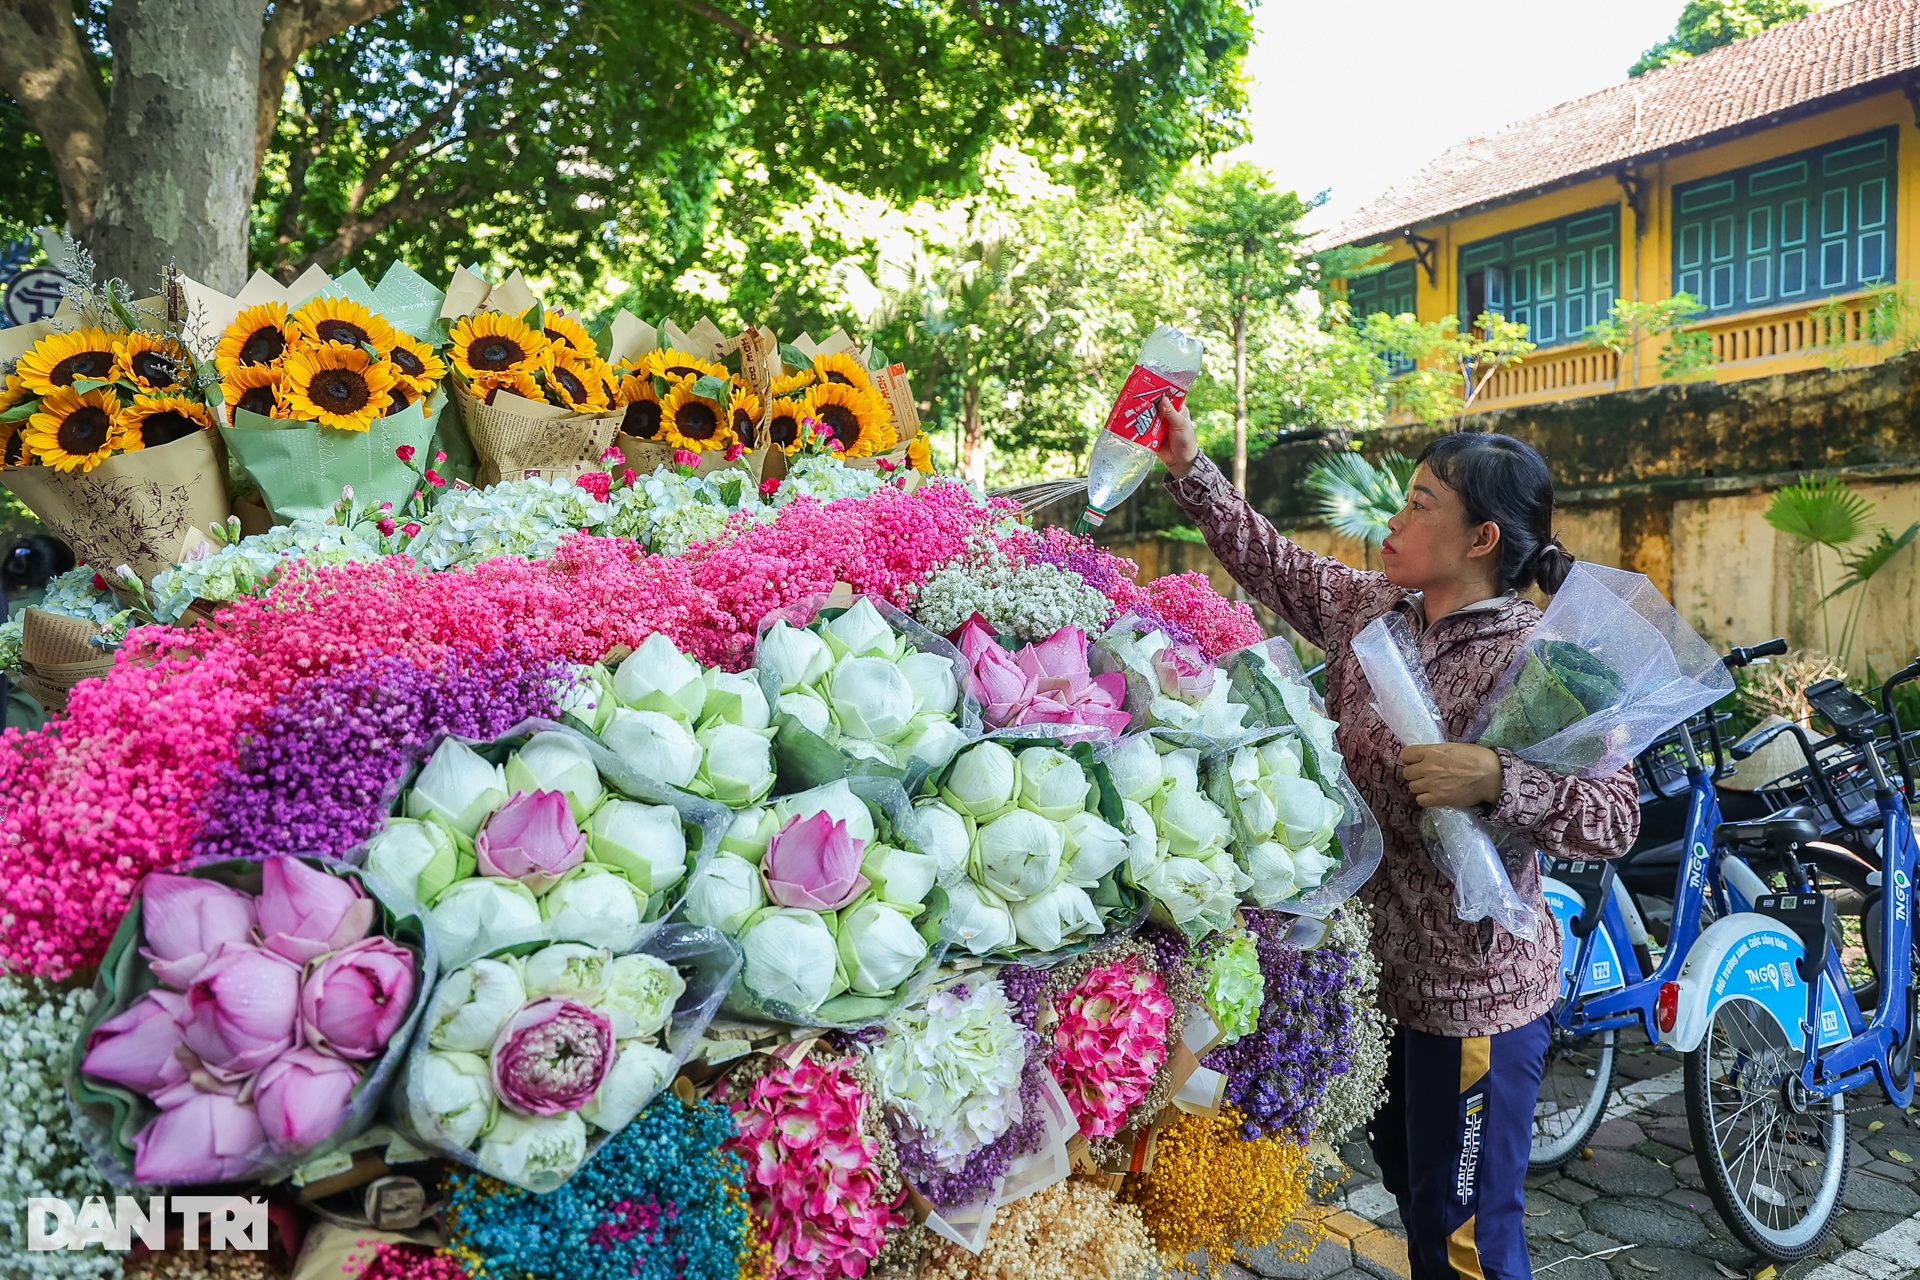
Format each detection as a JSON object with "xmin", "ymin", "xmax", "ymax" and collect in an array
[
  {"xmin": 288, "ymin": 1222, "xmax": 443, "ymax": 1280},
  {"xmin": 233, "ymin": 491, "xmax": 273, "ymax": 537},
  {"xmin": 451, "ymin": 379, "xmax": 623, "ymax": 485},
  {"xmin": 610, "ymin": 435, "xmax": 773, "ymax": 485},
  {"xmin": 15, "ymin": 609, "xmax": 116, "ymax": 715},
  {"xmin": 3, "ymin": 431, "xmax": 231, "ymax": 582}
]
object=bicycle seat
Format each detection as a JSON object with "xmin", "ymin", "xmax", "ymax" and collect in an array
[{"xmin": 1715, "ymin": 803, "xmax": 1821, "ymax": 849}]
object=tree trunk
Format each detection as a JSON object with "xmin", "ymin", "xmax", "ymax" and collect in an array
[
  {"xmin": 89, "ymin": 0, "xmax": 265, "ymax": 292},
  {"xmin": 961, "ymin": 381, "xmax": 985, "ymax": 487},
  {"xmin": 1232, "ymin": 303, "xmax": 1249, "ymax": 493}
]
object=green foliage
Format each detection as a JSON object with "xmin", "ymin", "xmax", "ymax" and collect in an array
[
  {"xmin": 1809, "ymin": 284, "xmax": 1920, "ymax": 370},
  {"xmin": 1766, "ymin": 476, "xmax": 1914, "ymax": 664},
  {"xmin": 1630, "ymin": 0, "xmax": 1820, "ymax": 76},
  {"xmin": 1358, "ymin": 311, "xmax": 1535, "ymax": 424},
  {"xmin": 1829, "ymin": 524, "xmax": 1920, "ymax": 602},
  {"xmin": 1176, "ymin": 164, "xmax": 1310, "ymax": 312},
  {"xmin": 1301, "ymin": 450, "xmax": 1414, "ymax": 546},
  {"xmin": 1587, "ymin": 294, "xmax": 1715, "ymax": 384}
]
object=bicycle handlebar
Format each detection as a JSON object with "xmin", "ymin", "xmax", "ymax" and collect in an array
[{"xmin": 1723, "ymin": 638, "xmax": 1788, "ymax": 669}]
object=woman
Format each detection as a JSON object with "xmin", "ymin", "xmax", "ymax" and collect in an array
[{"xmin": 1154, "ymin": 401, "xmax": 1638, "ymax": 1280}]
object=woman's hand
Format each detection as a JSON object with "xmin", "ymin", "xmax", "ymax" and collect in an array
[
  {"xmin": 1154, "ymin": 394, "xmax": 1199, "ymax": 479},
  {"xmin": 1401, "ymin": 744, "xmax": 1503, "ymax": 809}
]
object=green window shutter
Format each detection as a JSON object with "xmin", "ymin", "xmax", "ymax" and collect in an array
[{"xmin": 1454, "ymin": 205, "xmax": 1620, "ymax": 349}]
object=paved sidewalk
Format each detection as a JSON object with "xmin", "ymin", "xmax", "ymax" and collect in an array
[{"xmin": 1226, "ymin": 1032, "xmax": 1920, "ymax": 1280}]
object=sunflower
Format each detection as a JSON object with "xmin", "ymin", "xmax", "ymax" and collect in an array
[
  {"xmin": 384, "ymin": 382, "xmax": 418, "ymax": 416},
  {"xmin": 387, "ymin": 332, "xmax": 446, "ymax": 395},
  {"xmin": 812, "ymin": 351, "xmax": 876, "ymax": 393},
  {"xmin": 217, "ymin": 302, "xmax": 292, "ymax": 376},
  {"xmin": 770, "ymin": 368, "xmax": 817, "ymax": 398},
  {"xmin": 547, "ymin": 347, "xmax": 615, "ymax": 413},
  {"xmin": 907, "ymin": 434, "xmax": 934, "ymax": 474},
  {"xmin": 728, "ymin": 388, "xmax": 763, "ymax": 449},
  {"xmin": 765, "ymin": 395, "xmax": 810, "ymax": 455},
  {"xmin": 282, "ymin": 343, "xmax": 398, "ymax": 432},
  {"xmin": 22, "ymin": 387, "xmax": 127, "ymax": 472},
  {"xmin": 803, "ymin": 381, "xmax": 896, "ymax": 458},
  {"xmin": 639, "ymin": 349, "xmax": 725, "ymax": 385},
  {"xmin": 224, "ymin": 364, "xmax": 286, "ymax": 420},
  {"xmin": 123, "ymin": 394, "xmax": 215, "ymax": 450},
  {"xmin": 0, "ymin": 423, "xmax": 28, "ymax": 468},
  {"xmin": 290, "ymin": 296, "xmax": 397, "ymax": 354},
  {"xmin": 112, "ymin": 332, "xmax": 192, "ymax": 395},
  {"xmin": 542, "ymin": 310, "xmax": 597, "ymax": 357},
  {"xmin": 450, "ymin": 311, "xmax": 550, "ymax": 391},
  {"xmin": 617, "ymin": 375, "xmax": 665, "ymax": 440},
  {"xmin": 659, "ymin": 382, "xmax": 735, "ymax": 452},
  {"xmin": 16, "ymin": 328, "xmax": 119, "ymax": 397}
]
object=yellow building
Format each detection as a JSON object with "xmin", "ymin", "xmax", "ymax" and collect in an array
[{"xmin": 1322, "ymin": 0, "xmax": 1920, "ymax": 414}]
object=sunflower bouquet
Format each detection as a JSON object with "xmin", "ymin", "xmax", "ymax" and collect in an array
[
  {"xmin": 609, "ymin": 317, "xmax": 781, "ymax": 482},
  {"xmin": 755, "ymin": 330, "xmax": 932, "ymax": 487},
  {"xmin": 0, "ymin": 272, "xmax": 232, "ymax": 580},
  {"xmin": 207, "ymin": 263, "xmax": 453, "ymax": 525}
]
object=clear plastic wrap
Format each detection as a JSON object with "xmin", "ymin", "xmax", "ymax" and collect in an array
[
  {"xmin": 1470, "ymin": 563, "xmax": 1733, "ymax": 777},
  {"xmin": 1350, "ymin": 614, "xmax": 1537, "ymax": 940},
  {"xmin": 393, "ymin": 922, "xmax": 738, "ymax": 1192},
  {"xmin": 66, "ymin": 854, "xmax": 437, "ymax": 1187}
]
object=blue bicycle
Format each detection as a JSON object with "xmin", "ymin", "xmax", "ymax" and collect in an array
[
  {"xmin": 1531, "ymin": 640, "xmax": 1794, "ymax": 1168},
  {"xmin": 1661, "ymin": 668, "xmax": 1919, "ymax": 1260}
]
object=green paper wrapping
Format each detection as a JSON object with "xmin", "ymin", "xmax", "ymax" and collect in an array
[{"xmin": 220, "ymin": 391, "xmax": 444, "ymax": 526}]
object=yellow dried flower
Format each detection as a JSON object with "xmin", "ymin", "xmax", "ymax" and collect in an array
[
  {"xmin": 917, "ymin": 1178, "xmax": 1153, "ymax": 1280},
  {"xmin": 1121, "ymin": 1108, "xmax": 1322, "ymax": 1276}
]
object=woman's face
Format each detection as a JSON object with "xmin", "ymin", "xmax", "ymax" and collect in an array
[{"xmin": 1380, "ymin": 464, "xmax": 1500, "ymax": 592}]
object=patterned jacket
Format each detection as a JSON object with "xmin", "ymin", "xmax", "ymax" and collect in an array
[{"xmin": 1165, "ymin": 457, "xmax": 1640, "ymax": 1036}]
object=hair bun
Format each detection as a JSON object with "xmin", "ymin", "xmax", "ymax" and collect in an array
[{"xmin": 1532, "ymin": 537, "xmax": 1575, "ymax": 593}]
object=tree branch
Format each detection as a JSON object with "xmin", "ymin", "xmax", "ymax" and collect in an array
[
  {"xmin": 0, "ymin": 0, "xmax": 108, "ymax": 235},
  {"xmin": 256, "ymin": 0, "xmax": 402, "ymax": 171},
  {"xmin": 299, "ymin": 179, "xmax": 472, "ymax": 272},
  {"xmin": 669, "ymin": 0, "xmax": 857, "ymax": 52}
]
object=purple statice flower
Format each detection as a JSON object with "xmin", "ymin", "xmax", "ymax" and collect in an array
[
  {"xmin": 193, "ymin": 639, "xmax": 566, "ymax": 863},
  {"xmin": 895, "ymin": 1026, "xmax": 1051, "ymax": 1212},
  {"xmin": 1124, "ymin": 601, "xmax": 1200, "ymax": 649},
  {"xmin": 1203, "ymin": 909, "xmax": 1358, "ymax": 1141}
]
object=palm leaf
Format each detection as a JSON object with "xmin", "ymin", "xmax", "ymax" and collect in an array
[
  {"xmin": 1826, "ymin": 521, "xmax": 1920, "ymax": 600},
  {"xmin": 1766, "ymin": 477, "xmax": 1877, "ymax": 549},
  {"xmin": 1302, "ymin": 451, "xmax": 1414, "ymax": 546}
]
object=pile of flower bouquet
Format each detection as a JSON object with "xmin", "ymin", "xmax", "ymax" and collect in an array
[{"xmin": 0, "ymin": 274, "xmax": 1391, "ymax": 1279}]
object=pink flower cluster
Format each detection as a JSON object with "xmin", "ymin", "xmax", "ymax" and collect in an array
[
  {"xmin": 80, "ymin": 857, "xmax": 417, "ymax": 1183},
  {"xmin": 724, "ymin": 1055, "xmax": 904, "ymax": 1280},
  {"xmin": 1050, "ymin": 957, "xmax": 1176, "ymax": 1140},
  {"xmin": 1145, "ymin": 571, "xmax": 1263, "ymax": 660},
  {"xmin": 956, "ymin": 621, "xmax": 1130, "ymax": 737}
]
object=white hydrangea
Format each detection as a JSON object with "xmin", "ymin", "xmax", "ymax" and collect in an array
[
  {"xmin": 912, "ymin": 546, "xmax": 1112, "ymax": 639},
  {"xmin": 863, "ymin": 979, "xmax": 1028, "ymax": 1170},
  {"xmin": 774, "ymin": 455, "xmax": 891, "ymax": 506},
  {"xmin": 0, "ymin": 976, "xmax": 116, "ymax": 1280},
  {"xmin": 0, "ymin": 566, "xmax": 128, "ymax": 677},
  {"xmin": 147, "ymin": 521, "xmax": 381, "ymax": 622},
  {"xmin": 404, "ymin": 476, "xmax": 614, "ymax": 570},
  {"xmin": 605, "ymin": 468, "xmax": 766, "ymax": 553}
]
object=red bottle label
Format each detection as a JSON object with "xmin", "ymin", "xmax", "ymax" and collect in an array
[{"xmin": 1101, "ymin": 365, "xmax": 1185, "ymax": 449}]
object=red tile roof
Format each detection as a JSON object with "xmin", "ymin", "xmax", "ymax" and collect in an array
[{"xmin": 1321, "ymin": 0, "xmax": 1920, "ymax": 249}]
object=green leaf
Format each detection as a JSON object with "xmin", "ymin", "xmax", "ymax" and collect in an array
[
  {"xmin": 71, "ymin": 377, "xmax": 133, "ymax": 395},
  {"xmin": 0, "ymin": 399, "xmax": 41, "ymax": 422},
  {"xmin": 1766, "ymin": 476, "xmax": 1878, "ymax": 549},
  {"xmin": 652, "ymin": 375, "xmax": 669, "ymax": 400},
  {"xmin": 778, "ymin": 343, "xmax": 812, "ymax": 371},
  {"xmin": 1301, "ymin": 450, "xmax": 1415, "ymax": 546},
  {"xmin": 691, "ymin": 374, "xmax": 729, "ymax": 402},
  {"xmin": 1827, "ymin": 522, "xmax": 1920, "ymax": 600}
]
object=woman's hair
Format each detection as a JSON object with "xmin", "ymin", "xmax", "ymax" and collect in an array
[
  {"xmin": 1, "ymin": 535, "xmax": 75, "ymax": 594},
  {"xmin": 1413, "ymin": 432, "xmax": 1574, "ymax": 593}
]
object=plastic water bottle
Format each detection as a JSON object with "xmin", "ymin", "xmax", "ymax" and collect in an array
[{"xmin": 1081, "ymin": 325, "xmax": 1205, "ymax": 529}]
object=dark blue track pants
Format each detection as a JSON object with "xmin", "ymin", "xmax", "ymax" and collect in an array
[{"xmin": 1369, "ymin": 1016, "xmax": 1551, "ymax": 1280}]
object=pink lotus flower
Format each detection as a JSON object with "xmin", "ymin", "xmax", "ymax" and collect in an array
[
  {"xmin": 82, "ymin": 989, "xmax": 189, "ymax": 1096},
  {"xmin": 956, "ymin": 617, "xmax": 1037, "ymax": 728},
  {"xmin": 255, "ymin": 1047, "xmax": 360, "ymax": 1151},
  {"xmin": 762, "ymin": 811, "xmax": 868, "ymax": 912},
  {"xmin": 180, "ymin": 942, "xmax": 302, "ymax": 1082},
  {"xmin": 475, "ymin": 790, "xmax": 586, "ymax": 893},
  {"xmin": 257, "ymin": 856, "xmax": 376, "ymax": 964},
  {"xmin": 1015, "ymin": 627, "xmax": 1131, "ymax": 736},
  {"xmin": 1152, "ymin": 641, "xmax": 1216, "ymax": 701},
  {"xmin": 491, "ymin": 998, "xmax": 613, "ymax": 1116},
  {"xmin": 299, "ymin": 936, "xmax": 417, "ymax": 1060},
  {"xmin": 134, "ymin": 1079, "xmax": 268, "ymax": 1184},
  {"xmin": 140, "ymin": 875, "xmax": 257, "ymax": 990}
]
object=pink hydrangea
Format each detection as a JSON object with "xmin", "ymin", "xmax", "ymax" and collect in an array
[{"xmin": 1050, "ymin": 957, "xmax": 1177, "ymax": 1139}]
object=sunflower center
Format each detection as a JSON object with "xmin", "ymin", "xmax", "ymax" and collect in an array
[
  {"xmin": 673, "ymin": 400, "xmax": 721, "ymax": 441},
  {"xmin": 240, "ymin": 326, "xmax": 287, "ymax": 366},
  {"xmin": 472, "ymin": 337, "xmax": 525, "ymax": 371},
  {"xmin": 312, "ymin": 369, "xmax": 371, "ymax": 413},
  {"xmin": 315, "ymin": 319, "xmax": 372, "ymax": 347},
  {"xmin": 666, "ymin": 364, "xmax": 699, "ymax": 379},
  {"xmin": 238, "ymin": 385, "xmax": 278, "ymax": 417},
  {"xmin": 554, "ymin": 366, "xmax": 589, "ymax": 401},
  {"xmin": 57, "ymin": 406, "xmax": 114, "ymax": 456},
  {"xmin": 623, "ymin": 399, "xmax": 664, "ymax": 439},
  {"xmin": 731, "ymin": 408, "xmax": 758, "ymax": 447},
  {"xmin": 768, "ymin": 412, "xmax": 801, "ymax": 449},
  {"xmin": 387, "ymin": 385, "xmax": 415, "ymax": 413},
  {"xmin": 49, "ymin": 351, "xmax": 114, "ymax": 387},
  {"xmin": 545, "ymin": 327, "xmax": 574, "ymax": 348},
  {"xmin": 390, "ymin": 346, "xmax": 426, "ymax": 378},
  {"xmin": 139, "ymin": 409, "xmax": 200, "ymax": 449},
  {"xmin": 815, "ymin": 402, "xmax": 862, "ymax": 447},
  {"xmin": 4, "ymin": 431, "xmax": 25, "ymax": 466},
  {"xmin": 132, "ymin": 349, "xmax": 183, "ymax": 389},
  {"xmin": 825, "ymin": 370, "xmax": 855, "ymax": 385}
]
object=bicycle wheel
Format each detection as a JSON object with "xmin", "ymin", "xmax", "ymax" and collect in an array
[
  {"xmin": 1532, "ymin": 1026, "xmax": 1615, "ymax": 1169},
  {"xmin": 1684, "ymin": 996, "xmax": 1847, "ymax": 1260}
]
